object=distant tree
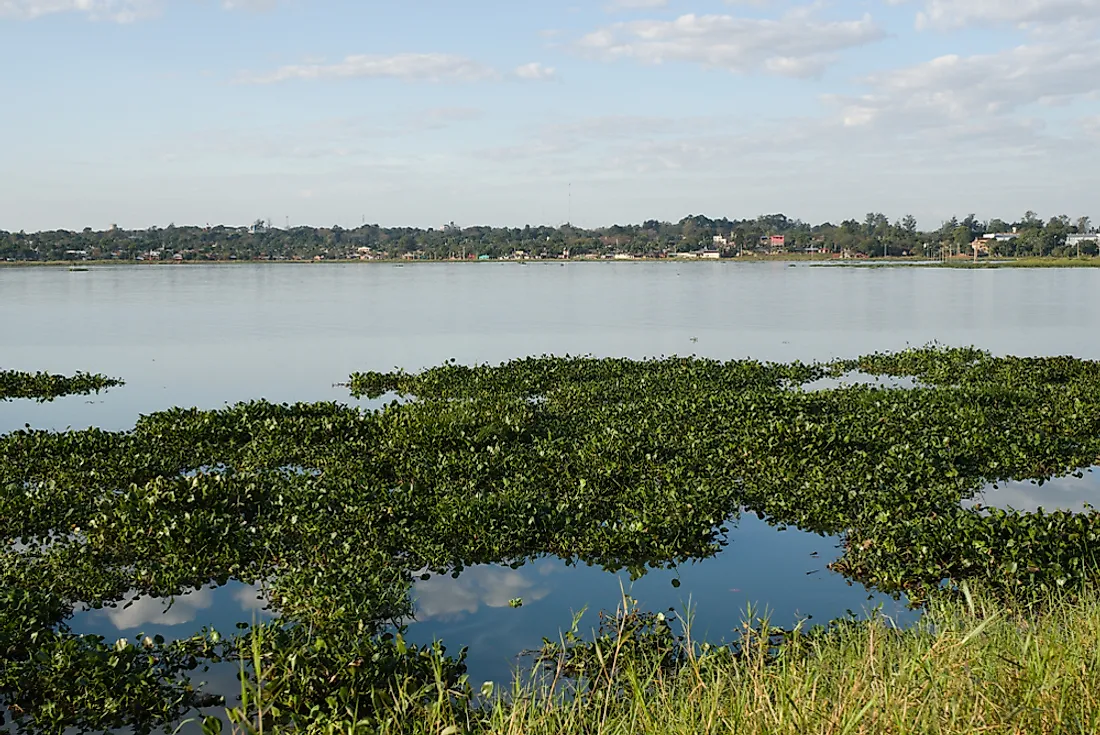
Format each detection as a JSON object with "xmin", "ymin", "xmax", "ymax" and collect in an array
[{"xmin": 953, "ymin": 225, "xmax": 973, "ymax": 252}]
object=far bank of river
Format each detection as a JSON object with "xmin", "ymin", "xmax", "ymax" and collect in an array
[{"xmin": 3, "ymin": 255, "xmax": 1100, "ymax": 268}]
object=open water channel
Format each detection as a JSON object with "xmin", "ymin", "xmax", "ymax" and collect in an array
[{"xmin": 4, "ymin": 261, "xmax": 1100, "ymax": 709}]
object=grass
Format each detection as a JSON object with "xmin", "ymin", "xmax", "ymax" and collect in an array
[
  {"xmin": 935, "ymin": 257, "xmax": 1100, "ymax": 269},
  {"xmin": 820, "ymin": 257, "xmax": 1100, "ymax": 269},
  {"xmin": 486, "ymin": 589, "xmax": 1100, "ymax": 735},
  {"xmin": 220, "ymin": 586, "xmax": 1100, "ymax": 735}
]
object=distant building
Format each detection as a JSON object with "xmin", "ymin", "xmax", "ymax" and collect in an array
[
  {"xmin": 712, "ymin": 235, "xmax": 728, "ymax": 247},
  {"xmin": 1066, "ymin": 233, "xmax": 1098, "ymax": 246},
  {"xmin": 699, "ymin": 248, "xmax": 720, "ymax": 259},
  {"xmin": 981, "ymin": 232, "xmax": 1019, "ymax": 242},
  {"xmin": 769, "ymin": 235, "xmax": 786, "ymax": 248}
]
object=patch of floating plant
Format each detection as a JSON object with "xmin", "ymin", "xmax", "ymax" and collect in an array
[
  {"xmin": 0, "ymin": 369, "xmax": 123, "ymax": 402},
  {"xmin": 7, "ymin": 348, "xmax": 1100, "ymax": 733}
]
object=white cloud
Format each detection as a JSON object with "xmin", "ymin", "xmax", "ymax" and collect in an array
[
  {"xmin": 965, "ymin": 469, "xmax": 1100, "ymax": 513},
  {"xmin": 605, "ymin": 0, "xmax": 668, "ymax": 10},
  {"xmin": 0, "ymin": 0, "xmax": 159, "ymax": 22},
  {"xmin": 913, "ymin": 0, "xmax": 1100, "ymax": 31},
  {"xmin": 483, "ymin": 114, "xmax": 729, "ymax": 162},
  {"xmin": 514, "ymin": 62, "xmax": 557, "ymax": 80},
  {"xmin": 825, "ymin": 40, "xmax": 1100, "ymax": 135},
  {"xmin": 241, "ymin": 53, "xmax": 499, "ymax": 84},
  {"xmin": 166, "ymin": 108, "xmax": 485, "ymax": 163},
  {"xmin": 575, "ymin": 9, "xmax": 886, "ymax": 78},
  {"xmin": 413, "ymin": 566, "xmax": 550, "ymax": 621},
  {"xmin": 1082, "ymin": 115, "xmax": 1100, "ymax": 138},
  {"xmin": 0, "ymin": 0, "xmax": 275, "ymax": 20},
  {"xmin": 104, "ymin": 588, "xmax": 214, "ymax": 630},
  {"xmin": 221, "ymin": 0, "xmax": 276, "ymax": 9},
  {"xmin": 231, "ymin": 582, "xmax": 271, "ymax": 614}
]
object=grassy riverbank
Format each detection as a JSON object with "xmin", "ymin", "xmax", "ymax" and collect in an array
[
  {"xmin": 818, "ymin": 256, "xmax": 1100, "ymax": 269},
  {"xmin": 937, "ymin": 257, "xmax": 1100, "ymax": 268},
  {"xmin": 228, "ymin": 586, "xmax": 1100, "ymax": 735}
]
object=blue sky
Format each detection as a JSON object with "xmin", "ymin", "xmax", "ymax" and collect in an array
[{"xmin": 2, "ymin": 0, "xmax": 1098, "ymax": 231}]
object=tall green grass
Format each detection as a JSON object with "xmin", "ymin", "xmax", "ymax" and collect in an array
[{"xmin": 220, "ymin": 585, "xmax": 1100, "ymax": 734}]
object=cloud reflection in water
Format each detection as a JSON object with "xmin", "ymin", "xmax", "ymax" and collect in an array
[
  {"xmin": 105, "ymin": 588, "xmax": 215, "ymax": 631},
  {"xmin": 967, "ymin": 468, "xmax": 1100, "ymax": 514},
  {"xmin": 86, "ymin": 582, "xmax": 271, "ymax": 632},
  {"xmin": 414, "ymin": 565, "xmax": 552, "ymax": 621}
]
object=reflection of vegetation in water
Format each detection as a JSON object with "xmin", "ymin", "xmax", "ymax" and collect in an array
[
  {"xmin": 0, "ymin": 370, "xmax": 123, "ymax": 402},
  {"xmin": 4, "ymin": 347, "xmax": 1100, "ymax": 732}
]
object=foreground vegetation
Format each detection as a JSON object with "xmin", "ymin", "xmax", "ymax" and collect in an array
[
  {"xmin": 3, "ymin": 348, "xmax": 1100, "ymax": 733},
  {"xmin": 347, "ymin": 586, "xmax": 1100, "ymax": 735}
]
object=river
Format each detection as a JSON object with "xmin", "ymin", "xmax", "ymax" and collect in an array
[{"xmin": 3, "ymin": 260, "xmax": 1099, "ymax": 694}]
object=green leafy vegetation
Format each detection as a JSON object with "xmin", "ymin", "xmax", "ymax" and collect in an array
[
  {"xmin": 4, "ymin": 347, "xmax": 1100, "ymax": 732},
  {"xmin": 0, "ymin": 370, "xmax": 123, "ymax": 402}
]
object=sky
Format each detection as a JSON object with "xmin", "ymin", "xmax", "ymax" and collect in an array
[{"xmin": 1, "ymin": 0, "xmax": 1098, "ymax": 232}]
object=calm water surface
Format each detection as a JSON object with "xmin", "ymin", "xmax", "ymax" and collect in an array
[{"xmin": 4, "ymin": 261, "xmax": 1100, "ymax": 696}]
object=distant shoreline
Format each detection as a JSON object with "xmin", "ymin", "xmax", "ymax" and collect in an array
[{"xmin": 3, "ymin": 255, "xmax": 1099, "ymax": 269}]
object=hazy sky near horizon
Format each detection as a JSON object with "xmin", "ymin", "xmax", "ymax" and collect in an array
[{"xmin": 2, "ymin": 0, "xmax": 1098, "ymax": 232}]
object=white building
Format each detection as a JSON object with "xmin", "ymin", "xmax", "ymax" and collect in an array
[{"xmin": 1066, "ymin": 233, "xmax": 1098, "ymax": 246}]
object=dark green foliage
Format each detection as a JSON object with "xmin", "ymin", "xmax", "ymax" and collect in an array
[
  {"xmin": 0, "ymin": 370, "xmax": 123, "ymax": 402},
  {"xmin": 2, "ymin": 212, "xmax": 1093, "ymax": 261}
]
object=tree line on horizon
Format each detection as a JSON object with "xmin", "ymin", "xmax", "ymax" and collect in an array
[{"xmin": 1, "ymin": 211, "xmax": 1096, "ymax": 263}]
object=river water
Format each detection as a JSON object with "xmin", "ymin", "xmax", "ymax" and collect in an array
[{"xmin": 3, "ymin": 260, "xmax": 1099, "ymax": 696}]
